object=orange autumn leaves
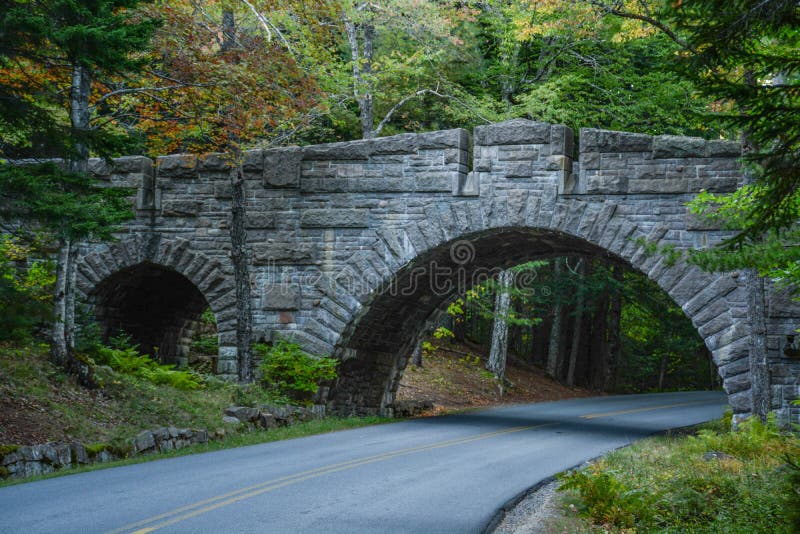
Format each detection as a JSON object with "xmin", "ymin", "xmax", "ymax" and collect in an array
[
  {"xmin": 131, "ymin": 0, "xmax": 339, "ymax": 155},
  {"xmin": 0, "ymin": 0, "xmax": 338, "ymax": 157}
]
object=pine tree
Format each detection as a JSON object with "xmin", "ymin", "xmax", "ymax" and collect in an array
[{"xmin": 0, "ymin": 0, "xmax": 158, "ymax": 379}]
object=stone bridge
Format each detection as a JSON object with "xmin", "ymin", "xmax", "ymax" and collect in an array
[{"xmin": 75, "ymin": 119, "xmax": 800, "ymax": 423}]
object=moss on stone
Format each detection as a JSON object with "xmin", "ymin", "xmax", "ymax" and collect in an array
[{"xmin": 0, "ymin": 445, "xmax": 19, "ymax": 457}]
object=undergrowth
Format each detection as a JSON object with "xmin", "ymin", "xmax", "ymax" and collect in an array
[
  {"xmin": 255, "ymin": 339, "xmax": 337, "ymax": 405},
  {"xmin": 559, "ymin": 414, "xmax": 800, "ymax": 533}
]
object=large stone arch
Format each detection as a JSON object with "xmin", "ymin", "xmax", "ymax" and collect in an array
[
  {"xmin": 317, "ymin": 195, "xmax": 748, "ymax": 417},
  {"xmin": 75, "ymin": 235, "xmax": 238, "ymax": 376}
]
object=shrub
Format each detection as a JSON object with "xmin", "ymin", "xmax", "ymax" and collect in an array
[
  {"xmin": 255, "ymin": 339, "xmax": 337, "ymax": 404},
  {"xmin": 90, "ymin": 335, "xmax": 203, "ymax": 391},
  {"xmin": 560, "ymin": 415, "xmax": 800, "ymax": 532},
  {"xmin": 559, "ymin": 466, "xmax": 655, "ymax": 528}
]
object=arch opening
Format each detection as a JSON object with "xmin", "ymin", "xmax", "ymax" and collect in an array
[
  {"xmin": 327, "ymin": 226, "xmax": 721, "ymax": 416},
  {"xmin": 89, "ymin": 262, "xmax": 215, "ymax": 366}
]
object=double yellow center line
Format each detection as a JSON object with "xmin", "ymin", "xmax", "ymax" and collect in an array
[
  {"xmin": 109, "ymin": 399, "xmax": 722, "ymax": 533},
  {"xmin": 109, "ymin": 423, "xmax": 553, "ymax": 534}
]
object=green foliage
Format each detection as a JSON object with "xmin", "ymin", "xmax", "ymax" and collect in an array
[
  {"xmin": 421, "ymin": 341, "xmax": 436, "ymax": 356},
  {"xmin": 432, "ymin": 326, "xmax": 454, "ymax": 341},
  {"xmin": 689, "ymin": 187, "xmax": 800, "ymax": 297},
  {"xmin": 0, "ymin": 235, "xmax": 53, "ymax": 341},
  {"xmin": 190, "ymin": 335, "xmax": 218, "ymax": 357},
  {"xmin": 255, "ymin": 339, "xmax": 338, "ymax": 404},
  {"xmin": 559, "ymin": 467, "xmax": 655, "ymax": 528},
  {"xmin": 560, "ymin": 415, "xmax": 800, "ymax": 532},
  {"xmin": 90, "ymin": 336, "xmax": 203, "ymax": 391},
  {"xmin": 0, "ymin": 163, "xmax": 133, "ymax": 241},
  {"xmin": 669, "ymin": 0, "xmax": 800, "ymax": 238}
]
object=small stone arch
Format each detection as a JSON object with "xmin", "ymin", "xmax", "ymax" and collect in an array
[
  {"xmin": 76, "ymin": 235, "xmax": 238, "ymax": 376},
  {"xmin": 316, "ymin": 195, "xmax": 748, "ymax": 416}
]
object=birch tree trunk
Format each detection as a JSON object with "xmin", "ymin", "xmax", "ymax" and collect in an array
[
  {"xmin": 51, "ymin": 63, "xmax": 91, "ymax": 368},
  {"xmin": 605, "ymin": 265, "xmax": 623, "ymax": 391},
  {"xmin": 546, "ymin": 258, "xmax": 563, "ymax": 379},
  {"xmin": 344, "ymin": 17, "xmax": 375, "ymax": 139},
  {"xmin": 487, "ymin": 270, "xmax": 512, "ymax": 383},
  {"xmin": 566, "ymin": 259, "xmax": 584, "ymax": 387},
  {"xmin": 50, "ymin": 239, "xmax": 70, "ymax": 366},
  {"xmin": 231, "ymin": 162, "xmax": 253, "ymax": 382},
  {"xmin": 65, "ymin": 240, "xmax": 78, "ymax": 350}
]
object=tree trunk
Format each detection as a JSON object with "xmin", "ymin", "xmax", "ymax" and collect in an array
[
  {"xmin": 736, "ymin": 75, "xmax": 770, "ymax": 420},
  {"xmin": 69, "ymin": 64, "xmax": 91, "ymax": 174},
  {"xmin": 566, "ymin": 259, "xmax": 584, "ymax": 386},
  {"xmin": 411, "ymin": 336, "xmax": 423, "ymax": 368},
  {"xmin": 230, "ymin": 163, "xmax": 253, "ymax": 382},
  {"xmin": 487, "ymin": 270, "xmax": 512, "ymax": 384},
  {"xmin": 52, "ymin": 63, "xmax": 91, "ymax": 377},
  {"xmin": 590, "ymin": 290, "xmax": 609, "ymax": 390},
  {"xmin": 50, "ymin": 238, "xmax": 70, "ymax": 366},
  {"xmin": 65, "ymin": 240, "xmax": 78, "ymax": 350},
  {"xmin": 658, "ymin": 353, "xmax": 668, "ymax": 391},
  {"xmin": 745, "ymin": 268, "xmax": 770, "ymax": 420},
  {"xmin": 605, "ymin": 265, "xmax": 623, "ymax": 391},
  {"xmin": 221, "ymin": 10, "xmax": 236, "ymax": 51},
  {"xmin": 344, "ymin": 18, "xmax": 375, "ymax": 139},
  {"xmin": 546, "ymin": 259, "xmax": 563, "ymax": 379}
]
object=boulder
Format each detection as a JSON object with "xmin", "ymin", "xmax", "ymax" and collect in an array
[
  {"xmin": 222, "ymin": 415, "xmax": 241, "ymax": 425},
  {"xmin": 190, "ymin": 429, "xmax": 209, "ymax": 444},
  {"xmin": 224, "ymin": 406, "xmax": 260, "ymax": 422},
  {"xmin": 257, "ymin": 413, "xmax": 278, "ymax": 430},
  {"xmin": 42, "ymin": 442, "xmax": 72, "ymax": 467},
  {"xmin": 70, "ymin": 442, "xmax": 89, "ymax": 465},
  {"xmin": 133, "ymin": 430, "xmax": 156, "ymax": 454}
]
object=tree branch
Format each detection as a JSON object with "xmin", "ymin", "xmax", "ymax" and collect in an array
[
  {"xmin": 238, "ymin": 0, "xmax": 295, "ymax": 56},
  {"xmin": 588, "ymin": 0, "xmax": 695, "ymax": 53},
  {"xmin": 374, "ymin": 87, "xmax": 492, "ymax": 136}
]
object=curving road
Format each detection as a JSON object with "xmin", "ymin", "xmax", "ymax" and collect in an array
[{"xmin": 0, "ymin": 390, "xmax": 726, "ymax": 534}]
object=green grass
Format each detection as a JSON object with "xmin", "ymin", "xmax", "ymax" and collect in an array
[{"xmin": 558, "ymin": 415, "xmax": 800, "ymax": 533}]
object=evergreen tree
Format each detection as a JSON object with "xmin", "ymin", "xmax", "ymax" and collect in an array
[{"xmin": 0, "ymin": 0, "xmax": 158, "ymax": 379}]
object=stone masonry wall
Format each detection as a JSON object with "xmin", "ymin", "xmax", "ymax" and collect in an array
[{"xmin": 75, "ymin": 120, "xmax": 800, "ymax": 424}]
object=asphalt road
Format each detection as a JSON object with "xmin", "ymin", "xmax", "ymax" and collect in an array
[{"xmin": 0, "ymin": 390, "xmax": 726, "ymax": 534}]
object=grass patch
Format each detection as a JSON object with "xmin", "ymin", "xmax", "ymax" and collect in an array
[
  {"xmin": 559, "ymin": 414, "xmax": 800, "ymax": 533},
  {"xmin": 0, "ymin": 342, "xmax": 390, "ymax": 466}
]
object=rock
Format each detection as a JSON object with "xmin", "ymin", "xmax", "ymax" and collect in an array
[
  {"xmin": 257, "ymin": 413, "xmax": 278, "ymax": 430},
  {"xmin": 225, "ymin": 406, "xmax": 260, "ymax": 422},
  {"xmin": 19, "ymin": 445, "xmax": 44, "ymax": 462},
  {"xmin": 168, "ymin": 426, "xmax": 180, "ymax": 439},
  {"xmin": 70, "ymin": 442, "xmax": 89, "ymax": 465},
  {"xmin": 152, "ymin": 427, "xmax": 171, "ymax": 444},
  {"xmin": 259, "ymin": 404, "xmax": 295, "ymax": 426},
  {"xmin": 191, "ymin": 429, "xmax": 209, "ymax": 444},
  {"xmin": 214, "ymin": 428, "xmax": 226, "ymax": 440},
  {"xmin": 96, "ymin": 450, "xmax": 117, "ymax": 463},
  {"xmin": 133, "ymin": 430, "xmax": 156, "ymax": 454},
  {"xmin": 702, "ymin": 451, "xmax": 737, "ymax": 462},
  {"xmin": 393, "ymin": 400, "xmax": 434, "ymax": 417},
  {"xmin": 2, "ymin": 451, "xmax": 22, "ymax": 466},
  {"xmin": 42, "ymin": 442, "xmax": 72, "ymax": 467},
  {"xmin": 222, "ymin": 415, "xmax": 242, "ymax": 425}
]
